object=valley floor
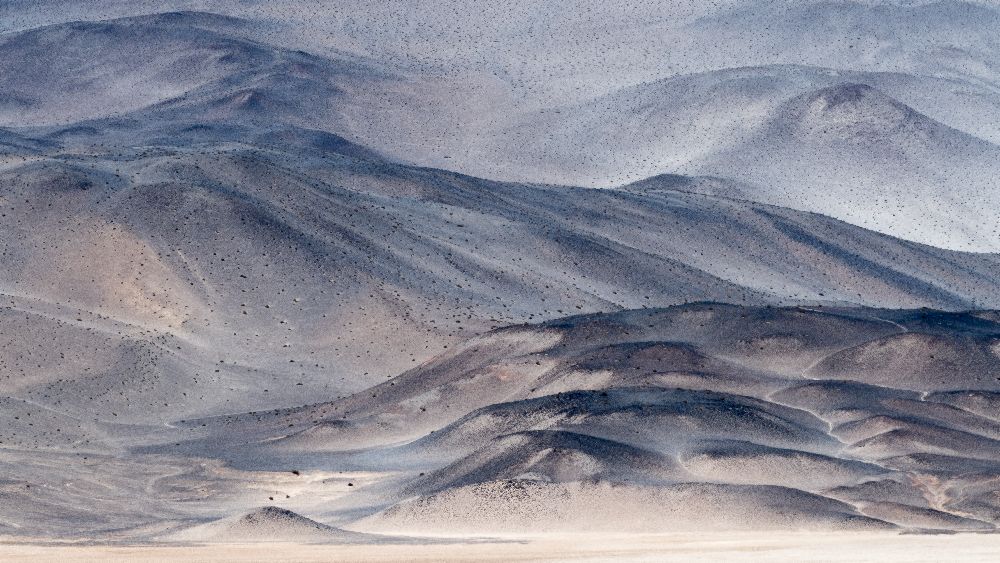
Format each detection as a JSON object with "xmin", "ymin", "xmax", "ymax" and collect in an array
[{"xmin": 2, "ymin": 532, "xmax": 998, "ymax": 562}]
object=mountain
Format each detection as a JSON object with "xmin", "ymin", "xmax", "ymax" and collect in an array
[
  {"xmin": 0, "ymin": 11, "xmax": 398, "ymax": 148},
  {"xmin": 0, "ymin": 12, "xmax": 274, "ymax": 127},
  {"xmin": 453, "ymin": 64, "xmax": 1000, "ymax": 185},
  {"xmin": 334, "ymin": 1, "xmax": 1000, "ymax": 188},
  {"xmin": 149, "ymin": 304, "xmax": 1000, "ymax": 535},
  {"xmin": 442, "ymin": 65, "xmax": 1000, "ymax": 251},
  {"xmin": 5, "ymin": 13, "xmax": 1000, "ymax": 253},
  {"xmin": 5, "ymin": 142, "xmax": 1000, "ymax": 429},
  {"xmin": 0, "ymin": 2, "xmax": 999, "ymax": 546},
  {"xmin": 686, "ymin": 83, "xmax": 1000, "ymax": 252}
]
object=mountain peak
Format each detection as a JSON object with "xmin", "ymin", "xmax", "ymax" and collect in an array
[
  {"xmin": 808, "ymin": 82, "xmax": 880, "ymax": 109},
  {"xmin": 781, "ymin": 82, "xmax": 921, "ymax": 139}
]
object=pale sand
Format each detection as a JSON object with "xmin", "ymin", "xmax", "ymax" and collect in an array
[{"xmin": 2, "ymin": 532, "xmax": 999, "ymax": 562}]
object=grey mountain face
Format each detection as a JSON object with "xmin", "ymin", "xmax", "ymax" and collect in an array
[{"xmin": 0, "ymin": 1, "xmax": 998, "ymax": 542}]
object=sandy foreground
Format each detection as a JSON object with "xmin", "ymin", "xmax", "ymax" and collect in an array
[{"xmin": 1, "ymin": 532, "xmax": 999, "ymax": 562}]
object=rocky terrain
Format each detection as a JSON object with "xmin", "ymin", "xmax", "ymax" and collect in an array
[{"xmin": 0, "ymin": 0, "xmax": 997, "ymax": 548}]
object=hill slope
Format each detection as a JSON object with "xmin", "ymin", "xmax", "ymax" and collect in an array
[
  {"xmin": 687, "ymin": 83, "xmax": 1000, "ymax": 251},
  {"xmin": 161, "ymin": 304, "xmax": 1000, "ymax": 534}
]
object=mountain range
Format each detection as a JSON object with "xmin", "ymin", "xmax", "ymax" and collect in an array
[{"xmin": 0, "ymin": 2, "xmax": 998, "ymax": 546}]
